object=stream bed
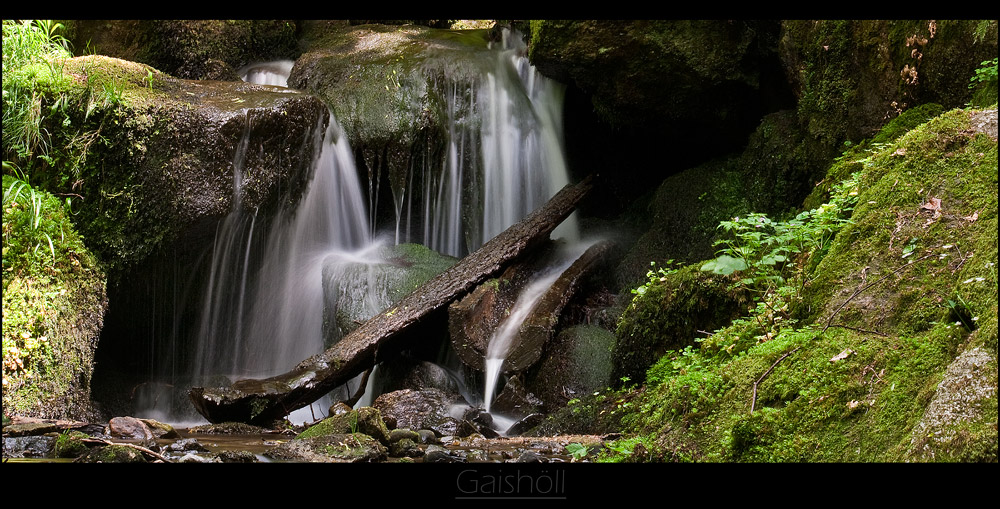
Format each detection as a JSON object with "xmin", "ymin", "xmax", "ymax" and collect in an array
[{"xmin": 2, "ymin": 415, "xmax": 612, "ymax": 464}]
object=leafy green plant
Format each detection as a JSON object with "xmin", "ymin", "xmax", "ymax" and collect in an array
[
  {"xmin": 565, "ymin": 442, "xmax": 588, "ymax": 461},
  {"xmin": 969, "ymin": 58, "xmax": 998, "ymax": 89},
  {"xmin": 700, "ymin": 173, "xmax": 859, "ymax": 337},
  {"xmin": 631, "ymin": 260, "xmax": 678, "ymax": 297}
]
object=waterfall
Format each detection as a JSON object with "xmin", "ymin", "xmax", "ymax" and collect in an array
[
  {"xmin": 137, "ymin": 31, "xmax": 579, "ymax": 425},
  {"xmin": 481, "ymin": 240, "xmax": 592, "ymax": 415},
  {"xmin": 404, "ymin": 29, "xmax": 577, "ymax": 258},
  {"xmin": 136, "ymin": 62, "xmax": 375, "ymax": 424}
]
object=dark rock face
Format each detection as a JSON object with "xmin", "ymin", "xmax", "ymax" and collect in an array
[
  {"xmin": 529, "ymin": 21, "xmax": 788, "ymax": 136},
  {"xmin": 372, "ymin": 389, "xmax": 464, "ymax": 437},
  {"xmin": 373, "ymin": 356, "xmax": 463, "ymax": 396},
  {"xmin": 526, "ymin": 325, "xmax": 616, "ymax": 410}
]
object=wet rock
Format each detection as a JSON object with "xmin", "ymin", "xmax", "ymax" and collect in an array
[
  {"xmin": 107, "ymin": 416, "xmax": 154, "ymax": 441},
  {"xmin": 373, "ymin": 389, "xmax": 464, "ymax": 437},
  {"xmin": 491, "ymin": 375, "xmax": 544, "ymax": 419},
  {"xmin": 424, "ymin": 444, "xmax": 463, "ymax": 463},
  {"xmin": 322, "ymin": 243, "xmax": 457, "ymax": 345},
  {"xmin": 526, "ymin": 325, "xmax": 616, "ymax": 410},
  {"xmin": 389, "ymin": 438, "xmax": 423, "ymax": 458},
  {"xmin": 177, "ymin": 453, "xmax": 221, "ymax": 463},
  {"xmin": 139, "ymin": 418, "xmax": 181, "ymax": 439},
  {"xmin": 266, "ymin": 433, "xmax": 388, "ymax": 463},
  {"xmin": 328, "ymin": 401, "xmax": 353, "ymax": 416},
  {"xmin": 217, "ymin": 450, "xmax": 259, "ymax": 463},
  {"xmin": 1, "ymin": 419, "xmax": 62, "ymax": 437},
  {"xmin": 506, "ymin": 414, "xmax": 546, "ymax": 437},
  {"xmin": 3, "ymin": 436, "xmax": 55, "ymax": 458},
  {"xmin": 513, "ymin": 450, "xmax": 545, "ymax": 463},
  {"xmin": 166, "ymin": 438, "xmax": 209, "ymax": 453},
  {"xmin": 416, "ymin": 430, "xmax": 439, "ymax": 444}
]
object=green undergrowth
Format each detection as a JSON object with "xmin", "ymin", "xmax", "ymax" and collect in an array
[{"xmin": 606, "ymin": 105, "xmax": 997, "ymax": 462}]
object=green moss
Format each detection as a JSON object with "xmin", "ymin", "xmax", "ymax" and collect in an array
[
  {"xmin": 614, "ymin": 263, "xmax": 751, "ymax": 386},
  {"xmin": 53, "ymin": 430, "xmax": 90, "ymax": 458},
  {"xmin": 2, "ymin": 175, "xmax": 106, "ymax": 418},
  {"xmin": 613, "ymin": 106, "xmax": 997, "ymax": 462}
]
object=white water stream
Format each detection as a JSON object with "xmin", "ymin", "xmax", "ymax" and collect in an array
[{"xmin": 139, "ymin": 29, "xmax": 579, "ymax": 425}]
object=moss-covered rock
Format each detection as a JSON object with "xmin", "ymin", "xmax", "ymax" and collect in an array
[
  {"xmin": 613, "ymin": 264, "xmax": 751, "ymax": 386},
  {"xmin": 296, "ymin": 406, "xmax": 391, "ymax": 446},
  {"xmin": 75, "ymin": 443, "xmax": 146, "ymax": 463},
  {"xmin": 65, "ymin": 20, "xmax": 300, "ymax": 80},
  {"xmin": 2, "ymin": 176, "xmax": 107, "ymax": 420},
  {"xmin": 610, "ymin": 106, "xmax": 997, "ymax": 463},
  {"xmin": 528, "ymin": 20, "xmax": 788, "ymax": 137},
  {"xmin": 322, "ymin": 242, "xmax": 457, "ymax": 344},
  {"xmin": 526, "ymin": 325, "xmax": 616, "ymax": 409},
  {"xmin": 53, "ymin": 430, "xmax": 90, "ymax": 458},
  {"xmin": 266, "ymin": 432, "xmax": 388, "ymax": 462}
]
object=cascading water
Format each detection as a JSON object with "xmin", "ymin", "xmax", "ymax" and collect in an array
[
  {"xmin": 481, "ymin": 240, "xmax": 593, "ymax": 417},
  {"xmin": 402, "ymin": 29, "xmax": 578, "ymax": 258},
  {"xmin": 139, "ymin": 30, "xmax": 580, "ymax": 425},
  {"xmin": 136, "ymin": 61, "xmax": 375, "ymax": 424}
]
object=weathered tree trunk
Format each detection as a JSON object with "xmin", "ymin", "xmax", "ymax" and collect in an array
[{"xmin": 189, "ymin": 175, "xmax": 594, "ymax": 424}]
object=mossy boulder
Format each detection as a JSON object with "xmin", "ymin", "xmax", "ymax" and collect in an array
[
  {"xmin": 322, "ymin": 242, "xmax": 457, "ymax": 344},
  {"xmin": 65, "ymin": 20, "xmax": 300, "ymax": 80},
  {"xmin": 528, "ymin": 20, "xmax": 788, "ymax": 138},
  {"xmin": 613, "ymin": 264, "xmax": 751, "ymax": 386},
  {"xmin": 13, "ymin": 54, "xmax": 328, "ymax": 279},
  {"xmin": 612, "ymin": 106, "xmax": 997, "ymax": 463},
  {"xmin": 75, "ymin": 443, "xmax": 146, "ymax": 463},
  {"xmin": 266, "ymin": 433, "xmax": 388, "ymax": 462},
  {"xmin": 525, "ymin": 325, "xmax": 617, "ymax": 410},
  {"xmin": 296, "ymin": 406, "xmax": 391, "ymax": 446},
  {"xmin": 53, "ymin": 430, "xmax": 91, "ymax": 458},
  {"xmin": 779, "ymin": 20, "xmax": 996, "ymax": 147}
]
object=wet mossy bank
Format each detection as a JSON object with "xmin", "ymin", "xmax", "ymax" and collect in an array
[{"xmin": 535, "ymin": 106, "xmax": 997, "ymax": 462}]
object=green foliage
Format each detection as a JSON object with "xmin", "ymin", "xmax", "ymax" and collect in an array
[
  {"xmin": 968, "ymin": 57, "xmax": 999, "ymax": 107},
  {"xmin": 565, "ymin": 442, "xmax": 588, "ymax": 461},
  {"xmin": 699, "ymin": 173, "xmax": 859, "ymax": 337},
  {"xmin": 2, "ymin": 174, "xmax": 104, "ymax": 415},
  {"xmin": 969, "ymin": 58, "xmax": 998, "ymax": 88},
  {"xmin": 630, "ymin": 260, "xmax": 678, "ymax": 297}
]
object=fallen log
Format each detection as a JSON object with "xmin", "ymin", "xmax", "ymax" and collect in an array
[{"xmin": 189, "ymin": 175, "xmax": 594, "ymax": 424}]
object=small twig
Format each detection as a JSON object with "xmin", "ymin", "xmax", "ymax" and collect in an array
[
  {"xmin": 823, "ymin": 253, "xmax": 935, "ymax": 334},
  {"xmin": 81, "ymin": 437, "xmax": 173, "ymax": 463},
  {"xmin": 750, "ymin": 346, "xmax": 801, "ymax": 414}
]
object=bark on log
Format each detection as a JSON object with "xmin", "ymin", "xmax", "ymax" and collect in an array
[{"xmin": 189, "ymin": 175, "xmax": 594, "ymax": 424}]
